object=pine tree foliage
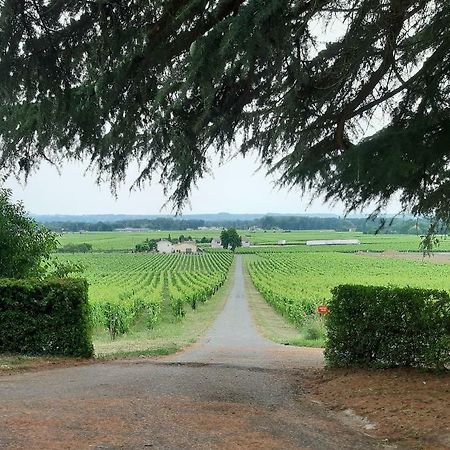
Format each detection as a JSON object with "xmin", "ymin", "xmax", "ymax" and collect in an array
[{"xmin": 0, "ymin": 1, "xmax": 449, "ymax": 222}]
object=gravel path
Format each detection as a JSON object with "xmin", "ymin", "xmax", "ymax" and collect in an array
[
  {"xmin": 171, "ymin": 255, "xmax": 323, "ymax": 370},
  {"xmin": 0, "ymin": 256, "xmax": 382, "ymax": 449}
]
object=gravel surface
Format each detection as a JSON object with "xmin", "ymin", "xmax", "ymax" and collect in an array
[{"xmin": 0, "ymin": 256, "xmax": 383, "ymax": 449}]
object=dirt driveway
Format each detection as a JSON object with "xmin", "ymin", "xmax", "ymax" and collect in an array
[{"xmin": 0, "ymin": 257, "xmax": 387, "ymax": 449}]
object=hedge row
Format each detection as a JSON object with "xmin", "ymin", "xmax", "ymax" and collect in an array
[
  {"xmin": 0, "ymin": 278, "xmax": 93, "ymax": 357},
  {"xmin": 325, "ymin": 285, "xmax": 450, "ymax": 369}
]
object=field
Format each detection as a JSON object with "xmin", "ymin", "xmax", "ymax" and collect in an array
[
  {"xmin": 59, "ymin": 252, "xmax": 233, "ymax": 353},
  {"xmin": 58, "ymin": 230, "xmax": 220, "ymax": 251},
  {"xmin": 52, "ymin": 229, "xmax": 450, "ymax": 354},
  {"xmin": 53, "ymin": 233, "xmax": 450, "ymax": 354},
  {"xmin": 57, "ymin": 229, "xmax": 450, "ymax": 252},
  {"xmin": 247, "ymin": 252, "xmax": 450, "ymax": 328}
]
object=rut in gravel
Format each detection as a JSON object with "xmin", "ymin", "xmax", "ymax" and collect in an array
[{"xmin": 0, "ymin": 256, "xmax": 383, "ymax": 450}]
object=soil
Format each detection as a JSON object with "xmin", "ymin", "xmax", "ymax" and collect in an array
[
  {"xmin": 304, "ymin": 368, "xmax": 450, "ymax": 450},
  {"xmin": 0, "ymin": 356, "xmax": 96, "ymax": 376},
  {"xmin": 359, "ymin": 251, "xmax": 450, "ymax": 263}
]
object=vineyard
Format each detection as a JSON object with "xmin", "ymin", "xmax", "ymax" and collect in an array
[
  {"xmin": 247, "ymin": 252, "xmax": 450, "ymax": 327},
  {"xmin": 56, "ymin": 239, "xmax": 450, "ymax": 350},
  {"xmin": 62, "ymin": 253, "xmax": 233, "ymax": 340}
]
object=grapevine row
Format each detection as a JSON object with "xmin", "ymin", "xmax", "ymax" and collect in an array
[
  {"xmin": 247, "ymin": 252, "xmax": 450, "ymax": 327},
  {"xmin": 61, "ymin": 253, "xmax": 233, "ymax": 339}
]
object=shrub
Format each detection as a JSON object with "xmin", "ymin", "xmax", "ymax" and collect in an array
[
  {"xmin": 0, "ymin": 278, "xmax": 93, "ymax": 357},
  {"xmin": 134, "ymin": 239, "xmax": 157, "ymax": 252},
  {"xmin": 57, "ymin": 243, "xmax": 93, "ymax": 253},
  {"xmin": 303, "ymin": 317, "xmax": 326, "ymax": 341},
  {"xmin": 325, "ymin": 285, "xmax": 450, "ymax": 369}
]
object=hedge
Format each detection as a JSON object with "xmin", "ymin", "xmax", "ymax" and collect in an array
[
  {"xmin": 325, "ymin": 285, "xmax": 450, "ymax": 369},
  {"xmin": 0, "ymin": 278, "xmax": 93, "ymax": 357}
]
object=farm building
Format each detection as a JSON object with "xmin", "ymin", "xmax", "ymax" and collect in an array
[
  {"xmin": 248, "ymin": 226, "xmax": 264, "ymax": 232},
  {"xmin": 306, "ymin": 239, "xmax": 360, "ymax": 246},
  {"xmin": 241, "ymin": 237, "xmax": 252, "ymax": 247},
  {"xmin": 277, "ymin": 240, "xmax": 287, "ymax": 246},
  {"xmin": 174, "ymin": 241, "xmax": 198, "ymax": 254},
  {"xmin": 211, "ymin": 238, "xmax": 222, "ymax": 249},
  {"xmin": 157, "ymin": 240, "xmax": 174, "ymax": 253}
]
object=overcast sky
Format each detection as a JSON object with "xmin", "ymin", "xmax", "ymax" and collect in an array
[{"xmin": 5, "ymin": 153, "xmax": 402, "ymax": 216}]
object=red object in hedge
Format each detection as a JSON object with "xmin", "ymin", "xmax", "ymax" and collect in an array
[{"xmin": 317, "ymin": 305, "xmax": 329, "ymax": 314}]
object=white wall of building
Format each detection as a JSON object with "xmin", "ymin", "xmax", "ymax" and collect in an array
[{"xmin": 157, "ymin": 240, "xmax": 174, "ymax": 253}]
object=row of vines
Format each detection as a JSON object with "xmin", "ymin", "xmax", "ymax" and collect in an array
[
  {"xmin": 62, "ymin": 253, "xmax": 233, "ymax": 339},
  {"xmin": 247, "ymin": 252, "xmax": 450, "ymax": 327}
]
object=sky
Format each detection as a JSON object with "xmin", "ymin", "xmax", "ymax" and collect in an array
[
  {"xmin": 5, "ymin": 153, "xmax": 402, "ymax": 216},
  {"xmin": 4, "ymin": 155, "xmax": 331, "ymax": 215}
]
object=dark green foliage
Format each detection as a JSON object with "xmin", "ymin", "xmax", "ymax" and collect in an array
[
  {"xmin": 0, "ymin": 2, "xmax": 448, "ymax": 225},
  {"xmin": 46, "ymin": 260, "xmax": 85, "ymax": 279},
  {"xmin": 0, "ymin": 278, "xmax": 93, "ymax": 357},
  {"xmin": 134, "ymin": 238, "xmax": 157, "ymax": 252},
  {"xmin": 220, "ymin": 228, "xmax": 242, "ymax": 251},
  {"xmin": 57, "ymin": 243, "xmax": 93, "ymax": 253},
  {"xmin": 0, "ymin": 189, "xmax": 57, "ymax": 278},
  {"xmin": 325, "ymin": 285, "xmax": 450, "ymax": 369}
]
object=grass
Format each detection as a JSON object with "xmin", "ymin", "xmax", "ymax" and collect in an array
[
  {"xmin": 243, "ymin": 261, "xmax": 325, "ymax": 348},
  {"xmin": 0, "ymin": 355, "xmax": 37, "ymax": 372},
  {"xmin": 93, "ymin": 257, "xmax": 236, "ymax": 358}
]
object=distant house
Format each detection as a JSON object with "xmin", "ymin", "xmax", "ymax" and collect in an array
[
  {"xmin": 157, "ymin": 240, "xmax": 174, "ymax": 254},
  {"xmin": 306, "ymin": 239, "xmax": 360, "ymax": 246},
  {"xmin": 174, "ymin": 241, "xmax": 198, "ymax": 254},
  {"xmin": 211, "ymin": 238, "xmax": 222, "ymax": 249},
  {"xmin": 277, "ymin": 239, "xmax": 287, "ymax": 246},
  {"xmin": 241, "ymin": 237, "xmax": 252, "ymax": 247}
]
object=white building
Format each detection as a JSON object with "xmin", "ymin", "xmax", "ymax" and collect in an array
[
  {"xmin": 211, "ymin": 238, "xmax": 222, "ymax": 249},
  {"xmin": 248, "ymin": 226, "xmax": 263, "ymax": 232},
  {"xmin": 241, "ymin": 237, "xmax": 252, "ymax": 247},
  {"xmin": 306, "ymin": 239, "xmax": 360, "ymax": 246},
  {"xmin": 277, "ymin": 239, "xmax": 287, "ymax": 246},
  {"xmin": 157, "ymin": 240, "xmax": 174, "ymax": 253},
  {"xmin": 174, "ymin": 241, "xmax": 198, "ymax": 254}
]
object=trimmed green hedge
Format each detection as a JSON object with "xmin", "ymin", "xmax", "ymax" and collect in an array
[
  {"xmin": 325, "ymin": 285, "xmax": 450, "ymax": 369},
  {"xmin": 0, "ymin": 278, "xmax": 93, "ymax": 357}
]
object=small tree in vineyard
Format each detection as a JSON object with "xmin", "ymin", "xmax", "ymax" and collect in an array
[
  {"xmin": 135, "ymin": 238, "xmax": 157, "ymax": 252},
  {"xmin": 220, "ymin": 228, "xmax": 242, "ymax": 251}
]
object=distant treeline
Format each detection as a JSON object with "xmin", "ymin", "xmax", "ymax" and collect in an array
[
  {"xmin": 46, "ymin": 218, "xmax": 206, "ymax": 232},
  {"xmin": 39, "ymin": 215, "xmax": 443, "ymax": 235}
]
